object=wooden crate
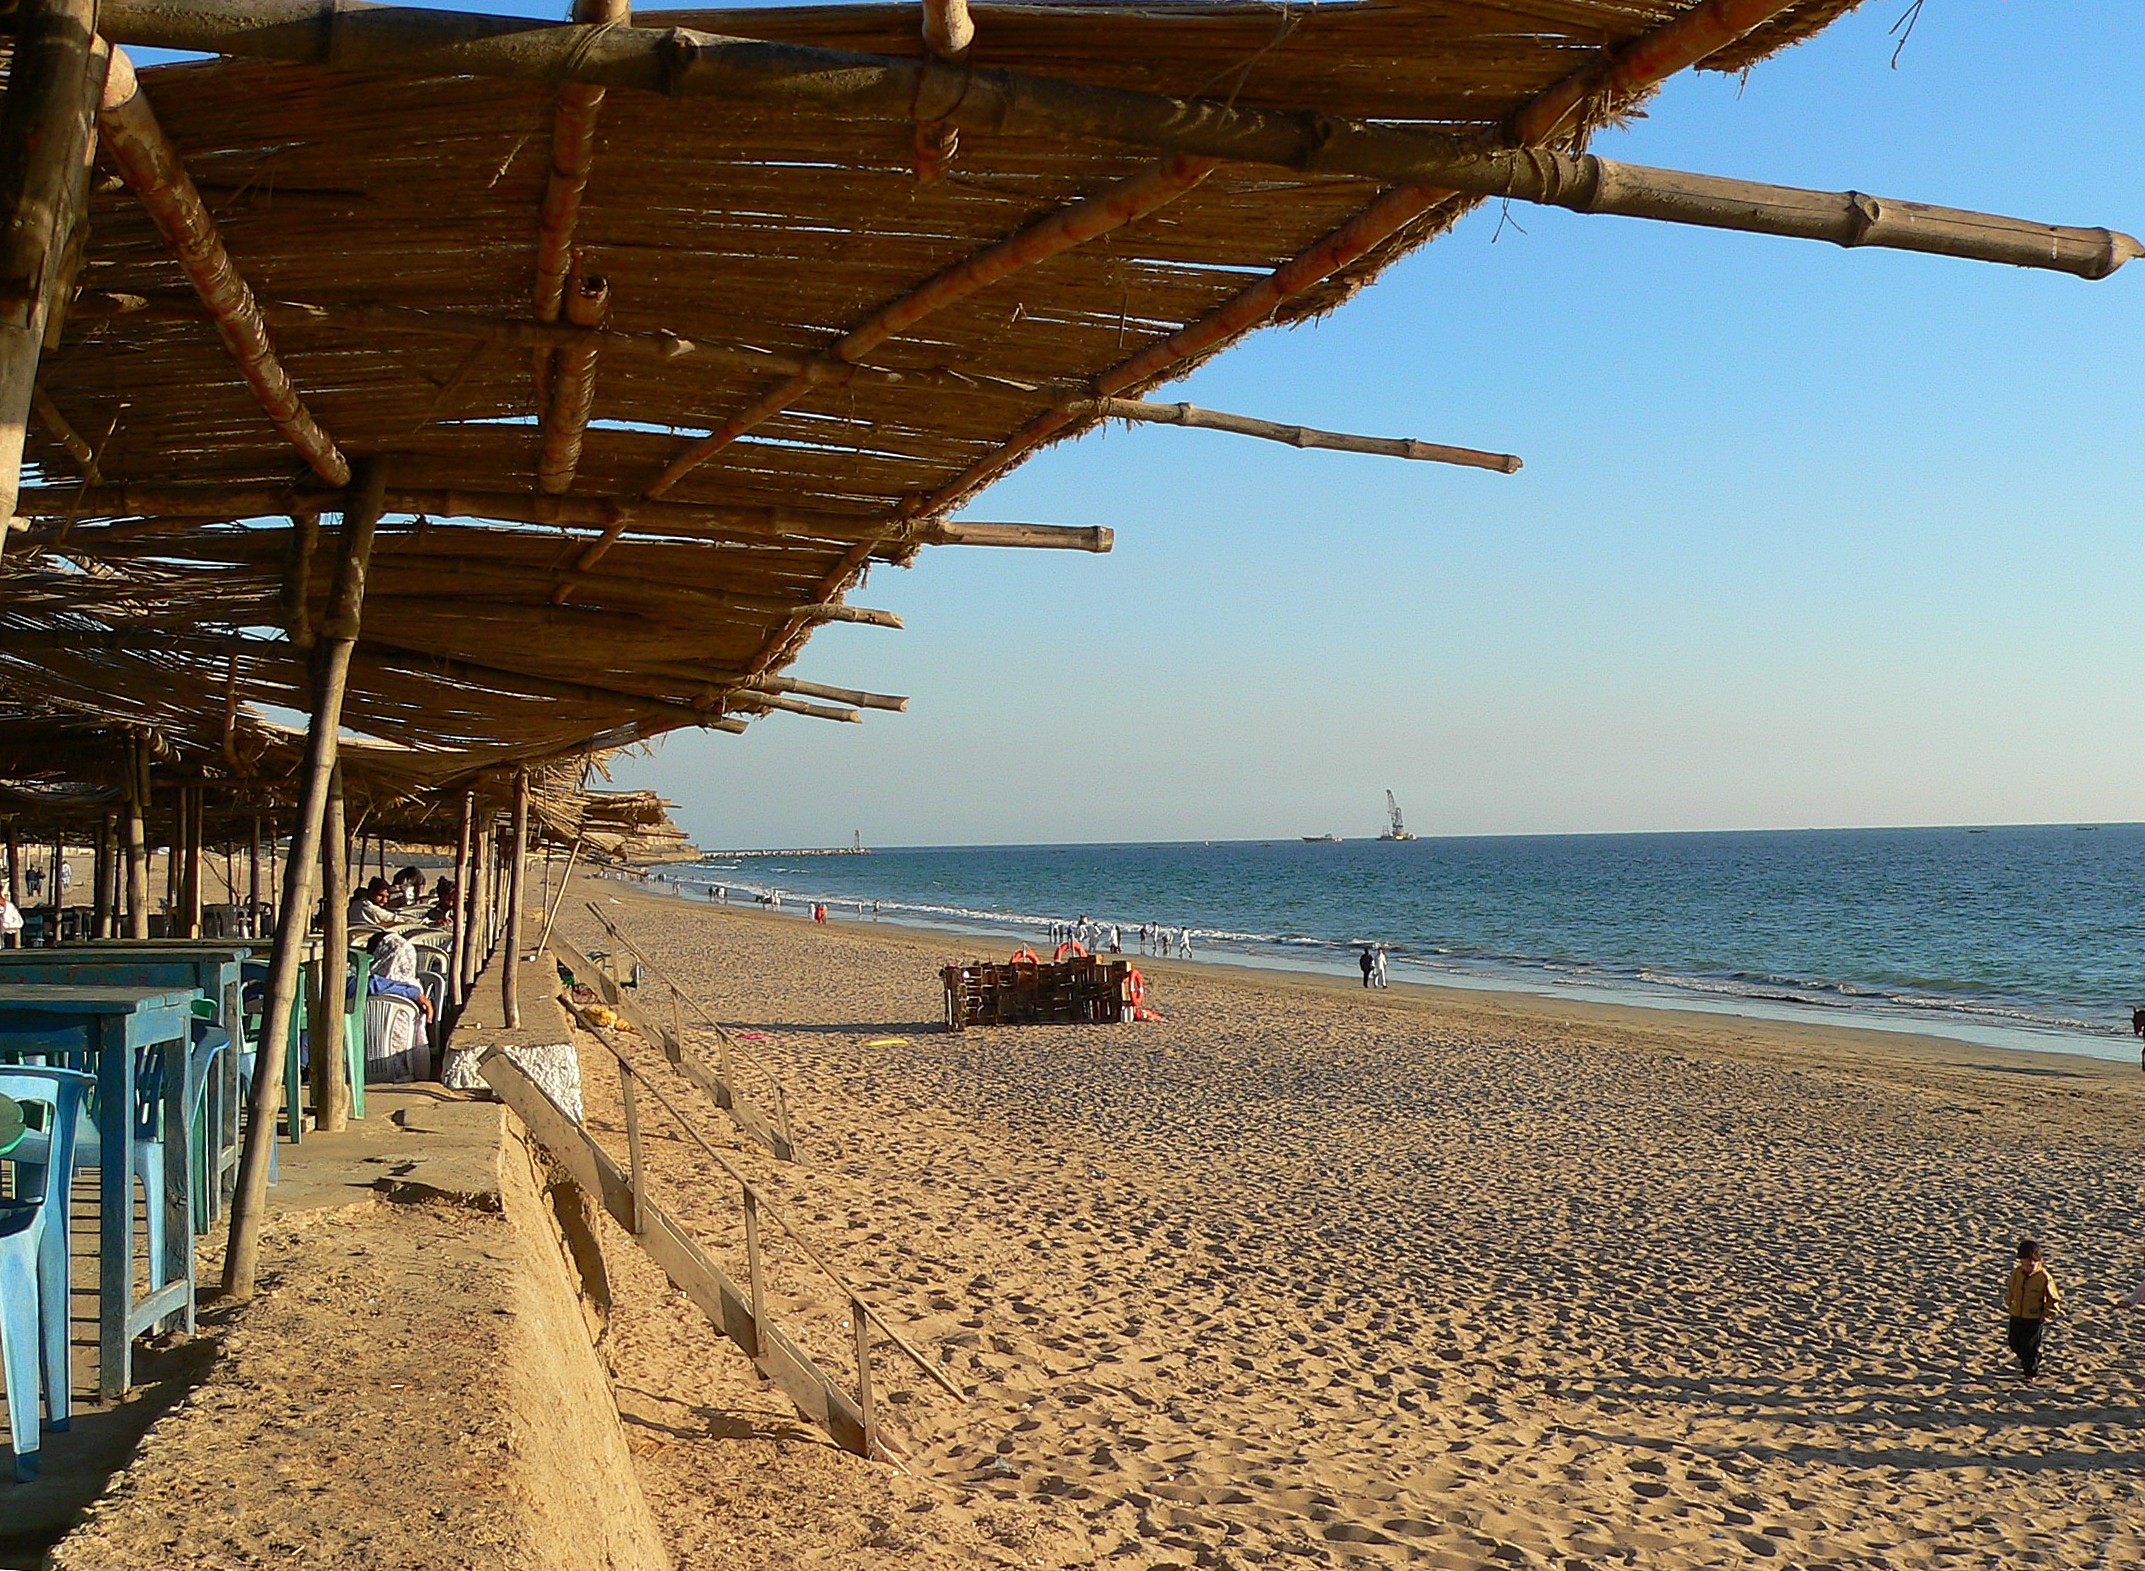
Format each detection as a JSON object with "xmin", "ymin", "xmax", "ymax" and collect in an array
[{"xmin": 941, "ymin": 956, "xmax": 1133, "ymax": 1030}]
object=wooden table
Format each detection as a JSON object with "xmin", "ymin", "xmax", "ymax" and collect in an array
[
  {"xmin": 0, "ymin": 1090, "xmax": 22, "ymax": 1157},
  {"xmin": 0, "ymin": 943, "xmax": 253, "ymax": 1212},
  {"xmin": 0, "ymin": 983, "xmax": 199, "ymax": 1397}
]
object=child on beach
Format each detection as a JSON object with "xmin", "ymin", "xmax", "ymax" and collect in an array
[{"xmin": 2004, "ymin": 1239, "xmax": 2061, "ymax": 1384}]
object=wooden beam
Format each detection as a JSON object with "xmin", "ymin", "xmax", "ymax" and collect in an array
[
  {"xmin": 81, "ymin": 2, "xmax": 2139, "ymax": 279},
  {"xmin": 98, "ymin": 48, "xmax": 349, "ymax": 486},
  {"xmin": 533, "ymin": 0, "xmax": 627, "ymax": 358},
  {"xmin": 224, "ymin": 456, "xmax": 385, "ymax": 1301},
  {"xmin": 746, "ymin": 675, "xmax": 907, "ymax": 712},
  {"xmin": 1090, "ymin": 398, "xmax": 1521, "ymax": 472},
  {"xmin": 535, "ymin": 270, "xmax": 607, "ymax": 495},
  {"xmin": 32, "ymin": 383, "xmax": 104, "ymax": 483},
  {"xmin": 0, "ymin": 0, "xmax": 105, "ymax": 535}
]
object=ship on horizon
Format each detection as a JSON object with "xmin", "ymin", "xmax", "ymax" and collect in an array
[{"xmin": 1378, "ymin": 790, "xmax": 1416, "ymax": 842}]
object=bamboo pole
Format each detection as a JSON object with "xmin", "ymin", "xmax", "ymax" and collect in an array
[
  {"xmin": 913, "ymin": 0, "xmax": 971, "ymax": 181},
  {"xmin": 536, "ymin": 271, "xmax": 609, "ymax": 495},
  {"xmin": 448, "ymin": 789, "xmax": 472, "ymax": 1010},
  {"xmin": 77, "ymin": 0, "xmax": 2140, "ymax": 280},
  {"xmin": 1087, "ymin": 398, "xmax": 1522, "ymax": 472},
  {"xmin": 735, "ymin": 692, "xmax": 861, "ymax": 724},
  {"xmin": 312, "ymin": 760, "xmax": 351, "ymax": 1133},
  {"xmin": 503, "ymin": 768, "xmax": 528, "ymax": 1029},
  {"xmin": 123, "ymin": 736, "xmax": 149, "ymax": 938},
  {"xmin": 224, "ymin": 457, "xmax": 385, "ymax": 1301},
  {"xmin": 32, "ymin": 384, "xmax": 104, "ymax": 483},
  {"xmin": 532, "ymin": 0, "xmax": 628, "ymax": 395},
  {"xmin": 0, "ymin": 0, "xmax": 105, "ymax": 538},
  {"xmin": 97, "ymin": 47, "xmax": 349, "ymax": 486},
  {"xmin": 746, "ymin": 676, "xmax": 907, "ymax": 712},
  {"xmin": 633, "ymin": 152, "xmax": 1215, "ymax": 507},
  {"xmin": 915, "ymin": 520, "xmax": 1109, "ymax": 552}
]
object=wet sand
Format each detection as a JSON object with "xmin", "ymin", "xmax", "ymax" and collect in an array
[{"xmin": 562, "ymin": 883, "xmax": 2145, "ymax": 1570}]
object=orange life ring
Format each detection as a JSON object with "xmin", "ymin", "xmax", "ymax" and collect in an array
[
  {"xmin": 1053, "ymin": 942, "xmax": 1088, "ymax": 961},
  {"xmin": 1125, "ymin": 968, "xmax": 1147, "ymax": 1008},
  {"xmin": 1009, "ymin": 948, "xmax": 1039, "ymax": 964}
]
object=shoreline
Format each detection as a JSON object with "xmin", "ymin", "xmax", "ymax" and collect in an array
[{"xmin": 618, "ymin": 868, "xmax": 2145, "ymax": 1076}]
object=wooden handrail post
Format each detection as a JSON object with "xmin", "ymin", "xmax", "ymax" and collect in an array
[
  {"xmin": 620, "ymin": 1061, "xmax": 645, "ymax": 1236},
  {"xmin": 851, "ymin": 1296, "xmax": 876, "ymax": 1455},
  {"xmin": 532, "ymin": 835, "xmax": 581, "ymax": 959},
  {"xmin": 502, "ymin": 767, "xmax": 529, "ymax": 1028},
  {"xmin": 448, "ymin": 789, "xmax": 472, "ymax": 1009},
  {"xmin": 311, "ymin": 760, "xmax": 352, "ymax": 1133},
  {"xmin": 743, "ymin": 1188, "xmax": 765, "ymax": 1357},
  {"xmin": 666, "ymin": 985, "xmax": 684, "ymax": 1064},
  {"xmin": 224, "ymin": 457, "xmax": 385, "ymax": 1300}
]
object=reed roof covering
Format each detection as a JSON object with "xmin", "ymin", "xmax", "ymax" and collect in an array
[{"xmin": 0, "ymin": 0, "xmax": 1861, "ymax": 826}]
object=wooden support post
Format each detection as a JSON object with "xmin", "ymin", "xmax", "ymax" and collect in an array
[
  {"xmin": 502, "ymin": 768, "xmax": 529, "ymax": 1029},
  {"xmin": 4, "ymin": 823, "xmax": 21, "ymax": 943},
  {"xmin": 46, "ymin": 834, "xmax": 62, "ymax": 945},
  {"xmin": 247, "ymin": 812, "xmax": 262, "ymax": 937},
  {"xmin": 449, "ymin": 789, "xmax": 473, "ymax": 1009},
  {"xmin": 0, "ymin": 0, "xmax": 106, "ymax": 538},
  {"xmin": 123, "ymin": 738, "xmax": 149, "ymax": 939},
  {"xmin": 183, "ymin": 784, "xmax": 204, "ymax": 938},
  {"xmin": 224, "ymin": 457, "xmax": 384, "ymax": 1300},
  {"xmin": 312, "ymin": 761, "xmax": 352, "ymax": 1133},
  {"xmin": 93, "ymin": 810, "xmax": 114, "ymax": 938}
]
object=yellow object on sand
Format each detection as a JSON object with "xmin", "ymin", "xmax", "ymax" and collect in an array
[{"xmin": 863, "ymin": 1036, "xmax": 909, "ymax": 1047}]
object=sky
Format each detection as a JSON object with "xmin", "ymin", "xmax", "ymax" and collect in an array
[{"xmin": 578, "ymin": 3, "xmax": 2145, "ymax": 848}]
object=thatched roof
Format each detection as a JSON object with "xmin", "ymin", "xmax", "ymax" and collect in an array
[{"xmin": 0, "ymin": 0, "xmax": 1867, "ymax": 826}]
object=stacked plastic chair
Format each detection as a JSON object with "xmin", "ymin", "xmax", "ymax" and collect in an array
[{"xmin": 0, "ymin": 1064, "xmax": 92, "ymax": 1481}]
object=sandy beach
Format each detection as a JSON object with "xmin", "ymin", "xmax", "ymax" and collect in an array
[{"xmin": 557, "ymin": 883, "xmax": 2145, "ymax": 1570}]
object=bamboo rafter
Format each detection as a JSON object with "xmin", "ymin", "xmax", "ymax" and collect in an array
[
  {"xmin": 904, "ymin": 0, "xmax": 1819, "ymax": 520},
  {"xmin": 95, "ymin": 46, "xmax": 349, "ymax": 486}
]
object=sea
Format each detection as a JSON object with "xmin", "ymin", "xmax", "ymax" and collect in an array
[{"xmin": 659, "ymin": 825, "xmax": 2145, "ymax": 1063}]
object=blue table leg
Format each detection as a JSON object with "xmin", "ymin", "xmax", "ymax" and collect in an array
[
  {"xmin": 159, "ymin": 1033, "xmax": 194, "ymax": 1333},
  {"xmin": 97, "ymin": 1014, "xmax": 134, "ymax": 1401}
]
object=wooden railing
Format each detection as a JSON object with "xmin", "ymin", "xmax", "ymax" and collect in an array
[
  {"xmin": 482, "ymin": 1034, "xmax": 960, "ymax": 1461},
  {"xmin": 561, "ymin": 904, "xmax": 796, "ymax": 1161}
]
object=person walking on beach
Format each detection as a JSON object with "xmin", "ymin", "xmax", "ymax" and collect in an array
[
  {"xmin": 1177, "ymin": 928, "xmax": 1194, "ymax": 959},
  {"xmin": 2131, "ymin": 1005, "xmax": 2145, "ymax": 1069},
  {"xmin": 2004, "ymin": 1239, "xmax": 2062, "ymax": 1384},
  {"xmin": 1372, "ymin": 945, "xmax": 1390, "ymax": 989},
  {"xmin": 1359, "ymin": 947, "xmax": 1376, "ymax": 988}
]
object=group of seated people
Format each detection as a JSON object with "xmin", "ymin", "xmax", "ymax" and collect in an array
[{"xmin": 344, "ymin": 869, "xmax": 457, "ymax": 1058}]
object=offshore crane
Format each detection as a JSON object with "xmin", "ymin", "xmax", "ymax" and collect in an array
[{"xmin": 1379, "ymin": 790, "xmax": 1416, "ymax": 842}]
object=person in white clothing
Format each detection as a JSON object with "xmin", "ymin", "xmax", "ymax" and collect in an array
[
  {"xmin": 1371, "ymin": 945, "xmax": 1390, "ymax": 989},
  {"xmin": 1176, "ymin": 928, "xmax": 1193, "ymax": 959}
]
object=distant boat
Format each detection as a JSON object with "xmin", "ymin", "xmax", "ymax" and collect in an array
[
  {"xmin": 1302, "ymin": 834, "xmax": 1342, "ymax": 843},
  {"xmin": 1378, "ymin": 790, "xmax": 1416, "ymax": 842}
]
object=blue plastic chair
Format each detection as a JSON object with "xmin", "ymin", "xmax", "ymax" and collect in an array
[
  {"xmin": 15, "ymin": 1043, "xmax": 177, "ymax": 1292},
  {"xmin": 1, "ymin": 1064, "xmax": 92, "ymax": 1480},
  {"xmin": 188, "ymin": 1024, "xmax": 231, "ymax": 1233}
]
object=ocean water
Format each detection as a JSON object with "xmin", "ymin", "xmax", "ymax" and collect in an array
[{"xmin": 664, "ymin": 826, "xmax": 2145, "ymax": 1060}]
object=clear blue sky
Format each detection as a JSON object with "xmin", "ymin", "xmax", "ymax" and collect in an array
[{"xmin": 592, "ymin": 6, "xmax": 2141, "ymax": 847}]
